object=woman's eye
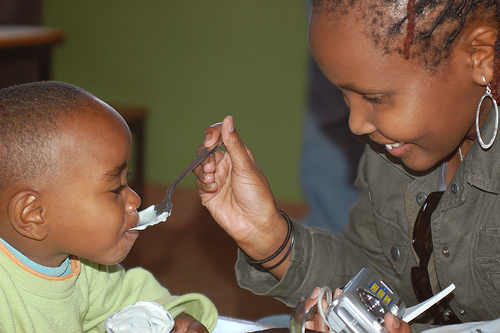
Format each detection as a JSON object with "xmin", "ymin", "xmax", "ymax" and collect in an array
[{"xmin": 363, "ymin": 95, "xmax": 384, "ymax": 103}]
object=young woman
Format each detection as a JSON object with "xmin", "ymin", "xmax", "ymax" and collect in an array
[{"xmin": 196, "ymin": 1, "xmax": 500, "ymax": 331}]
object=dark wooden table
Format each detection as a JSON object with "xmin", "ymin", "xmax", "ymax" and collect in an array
[{"xmin": 0, "ymin": 25, "xmax": 64, "ymax": 88}]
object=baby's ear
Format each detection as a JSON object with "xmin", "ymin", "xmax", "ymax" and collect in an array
[
  {"xmin": 7, "ymin": 190, "xmax": 48, "ymax": 241},
  {"xmin": 467, "ymin": 25, "xmax": 498, "ymax": 85}
]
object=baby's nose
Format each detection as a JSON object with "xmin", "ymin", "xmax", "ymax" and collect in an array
[{"xmin": 126, "ymin": 187, "xmax": 142, "ymax": 212}]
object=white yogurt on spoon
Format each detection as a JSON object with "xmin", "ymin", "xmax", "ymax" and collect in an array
[{"xmin": 130, "ymin": 205, "xmax": 171, "ymax": 231}]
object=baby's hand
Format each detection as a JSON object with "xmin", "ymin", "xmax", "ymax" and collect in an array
[{"xmin": 171, "ymin": 312, "xmax": 208, "ymax": 333}]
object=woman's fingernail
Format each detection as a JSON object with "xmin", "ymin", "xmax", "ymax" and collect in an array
[
  {"xmin": 393, "ymin": 315, "xmax": 400, "ymax": 329},
  {"xmin": 310, "ymin": 287, "xmax": 320, "ymax": 299},
  {"xmin": 205, "ymin": 133, "xmax": 212, "ymax": 143},
  {"xmin": 227, "ymin": 116, "xmax": 234, "ymax": 132}
]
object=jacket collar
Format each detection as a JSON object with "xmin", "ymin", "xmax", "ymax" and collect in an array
[{"xmin": 463, "ymin": 106, "xmax": 500, "ymax": 194}]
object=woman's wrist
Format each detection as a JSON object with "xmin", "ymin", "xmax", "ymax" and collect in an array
[{"xmin": 241, "ymin": 210, "xmax": 295, "ymax": 272}]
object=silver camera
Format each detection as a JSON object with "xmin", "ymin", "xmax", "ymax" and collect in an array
[{"xmin": 324, "ymin": 268, "xmax": 405, "ymax": 333}]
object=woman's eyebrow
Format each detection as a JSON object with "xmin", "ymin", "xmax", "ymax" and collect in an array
[{"xmin": 338, "ymin": 82, "xmax": 385, "ymax": 95}]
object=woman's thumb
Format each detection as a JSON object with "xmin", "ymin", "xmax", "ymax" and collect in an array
[{"xmin": 221, "ymin": 116, "xmax": 251, "ymax": 167}]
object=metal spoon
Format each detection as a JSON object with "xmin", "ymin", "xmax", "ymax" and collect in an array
[{"xmin": 130, "ymin": 136, "xmax": 222, "ymax": 231}]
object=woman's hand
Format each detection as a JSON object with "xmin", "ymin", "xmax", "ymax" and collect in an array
[
  {"xmin": 171, "ymin": 313, "xmax": 208, "ymax": 333},
  {"xmin": 304, "ymin": 287, "xmax": 330, "ymax": 332},
  {"xmin": 384, "ymin": 313, "xmax": 412, "ymax": 333},
  {"xmin": 195, "ymin": 116, "xmax": 291, "ymax": 277}
]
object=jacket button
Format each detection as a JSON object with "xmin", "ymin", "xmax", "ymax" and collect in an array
[
  {"xmin": 443, "ymin": 308, "xmax": 453, "ymax": 319},
  {"xmin": 416, "ymin": 192, "xmax": 427, "ymax": 206},
  {"xmin": 459, "ymin": 308, "xmax": 466, "ymax": 315},
  {"xmin": 442, "ymin": 246, "xmax": 450, "ymax": 257},
  {"xmin": 450, "ymin": 183, "xmax": 459, "ymax": 194},
  {"xmin": 391, "ymin": 246, "xmax": 400, "ymax": 262}
]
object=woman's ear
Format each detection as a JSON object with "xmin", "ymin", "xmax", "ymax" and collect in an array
[
  {"xmin": 466, "ymin": 25, "xmax": 498, "ymax": 85},
  {"xmin": 7, "ymin": 190, "xmax": 49, "ymax": 241}
]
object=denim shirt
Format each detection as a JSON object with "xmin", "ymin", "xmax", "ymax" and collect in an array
[{"xmin": 235, "ymin": 110, "xmax": 500, "ymax": 329}]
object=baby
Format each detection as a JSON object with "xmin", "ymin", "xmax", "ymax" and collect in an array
[{"xmin": 0, "ymin": 81, "xmax": 218, "ymax": 332}]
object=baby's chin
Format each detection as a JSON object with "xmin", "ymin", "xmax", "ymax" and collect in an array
[
  {"xmin": 89, "ymin": 244, "xmax": 137, "ymax": 266},
  {"xmin": 115, "ymin": 247, "xmax": 136, "ymax": 265}
]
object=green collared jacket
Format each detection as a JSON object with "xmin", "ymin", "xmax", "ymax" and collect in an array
[{"xmin": 235, "ymin": 109, "xmax": 500, "ymax": 331}]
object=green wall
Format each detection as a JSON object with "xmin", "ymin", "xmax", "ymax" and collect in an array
[{"xmin": 43, "ymin": 1, "xmax": 309, "ymax": 202}]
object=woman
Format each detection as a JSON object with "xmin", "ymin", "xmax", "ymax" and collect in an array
[{"xmin": 196, "ymin": 1, "xmax": 500, "ymax": 331}]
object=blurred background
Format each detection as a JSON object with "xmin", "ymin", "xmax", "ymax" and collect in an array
[
  {"xmin": 45, "ymin": 0, "xmax": 309, "ymax": 203},
  {"xmin": 0, "ymin": 0, "xmax": 311, "ymax": 321}
]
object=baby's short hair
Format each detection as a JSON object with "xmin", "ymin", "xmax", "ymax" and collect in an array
[{"xmin": 0, "ymin": 81, "xmax": 98, "ymax": 193}]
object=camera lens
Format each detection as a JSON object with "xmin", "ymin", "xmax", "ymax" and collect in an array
[{"xmin": 358, "ymin": 288, "xmax": 387, "ymax": 316}]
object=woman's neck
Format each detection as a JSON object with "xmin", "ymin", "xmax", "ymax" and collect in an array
[{"xmin": 445, "ymin": 139, "xmax": 473, "ymax": 184}]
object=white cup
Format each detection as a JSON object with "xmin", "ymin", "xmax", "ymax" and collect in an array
[{"xmin": 105, "ymin": 301, "xmax": 175, "ymax": 333}]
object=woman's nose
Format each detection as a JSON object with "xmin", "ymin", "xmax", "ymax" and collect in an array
[
  {"xmin": 126, "ymin": 187, "xmax": 142, "ymax": 212},
  {"xmin": 348, "ymin": 105, "xmax": 377, "ymax": 136}
]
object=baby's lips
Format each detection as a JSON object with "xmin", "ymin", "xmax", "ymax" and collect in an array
[{"xmin": 128, "ymin": 216, "xmax": 140, "ymax": 231}]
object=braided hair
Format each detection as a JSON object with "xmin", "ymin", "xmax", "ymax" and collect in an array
[{"xmin": 311, "ymin": 0, "xmax": 500, "ymax": 101}]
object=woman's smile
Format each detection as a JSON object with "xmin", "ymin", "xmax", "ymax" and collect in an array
[
  {"xmin": 309, "ymin": 10, "xmax": 482, "ymax": 172},
  {"xmin": 384, "ymin": 142, "xmax": 412, "ymax": 158}
]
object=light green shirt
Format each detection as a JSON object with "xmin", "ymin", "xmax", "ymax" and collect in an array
[
  {"xmin": 0, "ymin": 242, "xmax": 218, "ymax": 332},
  {"xmin": 235, "ymin": 108, "xmax": 500, "ymax": 331}
]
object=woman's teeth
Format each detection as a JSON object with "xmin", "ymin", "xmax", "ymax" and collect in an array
[{"xmin": 385, "ymin": 143, "xmax": 401, "ymax": 150}]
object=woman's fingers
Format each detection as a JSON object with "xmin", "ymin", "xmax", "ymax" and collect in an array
[
  {"xmin": 384, "ymin": 313, "xmax": 411, "ymax": 332},
  {"xmin": 203, "ymin": 121, "xmax": 222, "ymax": 148},
  {"xmin": 218, "ymin": 116, "xmax": 254, "ymax": 172},
  {"xmin": 304, "ymin": 287, "xmax": 328, "ymax": 332}
]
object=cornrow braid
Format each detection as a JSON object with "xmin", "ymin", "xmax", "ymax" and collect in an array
[
  {"xmin": 404, "ymin": 0, "xmax": 417, "ymax": 59},
  {"xmin": 403, "ymin": 0, "xmax": 500, "ymax": 101},
  {"xmin": 312, "ymin": 0, "xmax": 500, "ymax": 100}
]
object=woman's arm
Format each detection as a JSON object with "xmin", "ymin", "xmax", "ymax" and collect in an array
[{"xmin": 195, "ymin": 116, "xmax": 291, "ymax": 278}]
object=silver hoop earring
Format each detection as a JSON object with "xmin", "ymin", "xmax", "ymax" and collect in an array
[{"xmin": 475, "ymin": 79, "xmax": 499, "ymax": 149}]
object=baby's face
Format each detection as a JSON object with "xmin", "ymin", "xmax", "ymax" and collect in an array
[{"xmin": 39, "ymin": 100, "xmax": 141, "ymax": 266}]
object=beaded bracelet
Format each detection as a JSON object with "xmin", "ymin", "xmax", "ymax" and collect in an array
[{"xmin": 243, "ymin": 210, "xmax": 295, "ymax": 271}]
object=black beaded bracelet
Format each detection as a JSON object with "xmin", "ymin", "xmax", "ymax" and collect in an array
[{"xmin": 243, "ymin": 210, "xmax": 295, "ymax": 271}]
